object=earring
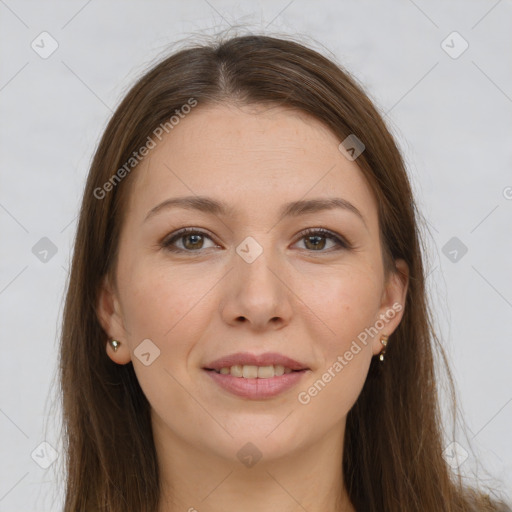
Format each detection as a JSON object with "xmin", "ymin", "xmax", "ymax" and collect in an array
[
  {"xmin": 110, "ymin": 339, "xmax": 121, "ymax": 352},
  {"xmin": 379, "ymin": 334, "xmax": 389, "ymax": 362}
]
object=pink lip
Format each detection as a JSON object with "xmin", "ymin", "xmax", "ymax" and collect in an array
[
  {"xmin": 204, "ymin": 352, "xmax": 308, "ymax": 371},
  {"xmin": 204, "ymin": 369, "xmax": 307, "ymax": 399}
]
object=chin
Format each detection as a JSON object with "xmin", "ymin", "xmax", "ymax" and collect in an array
[{"xmin": 205, "ymin": 421, "xmax": 308, "ymax": 464}]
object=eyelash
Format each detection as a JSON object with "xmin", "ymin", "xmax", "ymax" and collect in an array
[{"xmin": 160, "ymin": 227, "xmax": 351, "ymax": 254}]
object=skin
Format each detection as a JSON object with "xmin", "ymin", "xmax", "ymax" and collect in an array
[{"xmin": 97, "ymin": 103, "xmax": 409, "ymax": 512}]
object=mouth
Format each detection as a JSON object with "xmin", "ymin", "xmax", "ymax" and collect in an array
[
  {"xmin": 202, "ymin": 352, "xmax": 310, "ymax": 399},
  {"xmin": 204, "ymin": 364, "xmax": 303, "ymax": 379},
  {"xmin": 204, "ymin": 351, "xmax": 309, "ymax": 373},
  {"xmin": 203, "ymin": 368, "xmax": 308, "ymax": 399}
]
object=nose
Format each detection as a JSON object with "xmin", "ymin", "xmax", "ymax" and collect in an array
[{"xmin": 219, "ymin": 243, "xmax": 293, "ymax": 331}]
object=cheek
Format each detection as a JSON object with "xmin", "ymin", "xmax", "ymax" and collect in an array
[
  {"xmin": 297, "ymin": 348, "xmax": 370, "ymax": 437},
  {"xmin": 117, "ymin": 262, "xmax": 218, "ymax": 418},
  {"xmin": 293, "ymin": 262, "xmax": 383, "ymax": 348},
  {"xmin": 118, "ymin": 259, "xmax": 214, "ymax": 342},
  {"xmin": 293, "ymin": 269, "xmax": 380, "ymax": 421}
]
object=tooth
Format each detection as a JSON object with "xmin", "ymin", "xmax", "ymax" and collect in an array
[
  {"xmin": 230, "ymin": 365, "xmax": 243, "ymax": 377},
  {"xmin": 218, "ymin": 364, "xmax": 295, "ymax": 378},
  {"xmin": 274, "ymin": 365, "xmax": 285, "ymax": 376},
  {"xmin": 257, "ymin": 365, "xmax": 275, "ymax": 379},
  {"xmin": 242, "ymin": 365, "xmax": 258, "ymax": 378}
]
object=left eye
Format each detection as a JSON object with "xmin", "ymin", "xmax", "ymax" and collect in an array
[
  {"xmin": 296, "ymin": 228, "xmax": 349, "ymax": 251},
  {"xmin": 161, "ymin": 227, "xmax": 349, "ymax": 253}
]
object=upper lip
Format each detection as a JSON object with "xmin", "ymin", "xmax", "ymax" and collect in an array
[{"xmin": 204, "ymin": 352, "xmax": 309, "ymax": 371}]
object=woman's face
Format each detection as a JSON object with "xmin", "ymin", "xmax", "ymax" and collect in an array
[{"xmin": 98, "ymin": 103, "xmax": 408, "ymax": 464}]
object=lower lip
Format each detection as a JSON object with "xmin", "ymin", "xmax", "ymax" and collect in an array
[{"xmin": 204, "ymin": 369, "xmax": 307, "ymax": 399}]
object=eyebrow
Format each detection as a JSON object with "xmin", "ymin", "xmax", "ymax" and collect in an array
[{"xmin": 144, "ymin": 195, "xmax": 367, "ymax": 228}]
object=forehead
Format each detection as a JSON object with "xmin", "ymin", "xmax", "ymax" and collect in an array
[{"xmin": 126, "ymin": 103, "xmax": 379, "ymax": 229}]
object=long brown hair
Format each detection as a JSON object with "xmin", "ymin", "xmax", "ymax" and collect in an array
[{"xmin": 55, "ymin": 31, "xmax": 511, "ymax": 511}]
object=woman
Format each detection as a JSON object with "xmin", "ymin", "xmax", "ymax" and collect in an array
[{"xmin": 58, "ymin": 33, "xmax": 511, "ymax": 511}]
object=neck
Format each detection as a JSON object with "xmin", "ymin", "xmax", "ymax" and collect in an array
[{"xmin": 154, "ymin": 417, "xmax": 356, "ymax": 512}]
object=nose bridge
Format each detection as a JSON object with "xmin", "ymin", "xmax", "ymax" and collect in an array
[
  {"xmin": 220, "ymin": 233, "xmax": 292, "ymax": 328},
  {"xmin": 234, "ymin": 233, "xmax": 281, "ymax": 294}
]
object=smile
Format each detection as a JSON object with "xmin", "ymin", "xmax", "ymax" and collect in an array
[
  {"xmin": 204, "ymin": 367, "xmax": 308, "ymax": 399},
  {"xmin": 210, "ymin": 364, "xmax": 296, "ymax": 378}
]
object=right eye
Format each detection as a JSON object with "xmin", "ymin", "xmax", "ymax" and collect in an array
[{"xmin": 161, "ymin": 228, "xmax": 220, "ymax": 253}]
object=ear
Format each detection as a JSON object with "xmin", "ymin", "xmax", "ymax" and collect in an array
[
  {"xmin": 372, "ymin": 258, "xmax": 409, "ymax": 356},
  {"xmin": 96, "ymin": 274, "xmax": 132, "ymax": 365}
]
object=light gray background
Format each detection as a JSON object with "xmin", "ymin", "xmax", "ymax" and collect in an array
[{"xmin": 1, "ymin": 1, "xmax": 511, "ymax": 510}]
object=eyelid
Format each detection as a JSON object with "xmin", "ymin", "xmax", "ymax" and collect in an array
[
  {"xmin": 161, "ymin": 227, "xmax": 219, "ymax": 251},
  {"xmin": 296, "ymin": 227, "xmax": 352, "ymax": 249},
  {"xmin": 160, "ymin": 226, "xmax": 352, "ymax": 253}
]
